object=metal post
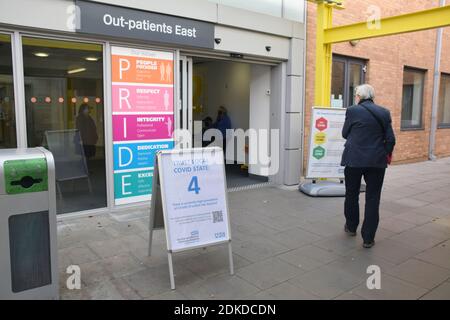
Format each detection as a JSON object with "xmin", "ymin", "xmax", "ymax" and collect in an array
[
  {"xmin": 11, "ymin": 32, "xmax": 27, "ymax": 148},
  {"xmin": 429, "ymin": 0, "xmax": 446, "ymax": 161},
  {"xmin": 315, "ymin": 2, "xmax": 334, "ymax": 107},
  {"xmin": 148, "ymin": 159, "xmax": 158, "ymax": 256},
  {"xmin": 228, "ymin": 242, "xmax": 234, "ymax": 275},
  {"xmin": 104, "ymin": 42, "xmax": 115, "ymax": 211},
  {"xmin": 167, "ymin": 251, "xmax": 176, "ymax": 290},
  {"xmin": 148, "ymin": 210, "xmax": 154, "ymax": 257}
]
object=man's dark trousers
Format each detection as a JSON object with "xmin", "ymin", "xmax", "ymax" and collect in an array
[{"xmin": 344, "ymin": 166, "xmax": 386, "ymax": 242}]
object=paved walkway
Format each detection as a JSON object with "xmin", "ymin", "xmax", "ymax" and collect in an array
[{"xmin": 58, "ymin": 158, "xmax": 450, "ymax": 300}]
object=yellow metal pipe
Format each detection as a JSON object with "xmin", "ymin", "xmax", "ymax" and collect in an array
[
  {"xmin": 324, "ymin": 4, "xmax": 450, "ymax": 44},
  {"xmin": 314, "ymin": 2, "xmax": 334, "ymax": 107}
]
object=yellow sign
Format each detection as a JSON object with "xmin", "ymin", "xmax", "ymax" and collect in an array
[{"xmin": 314, "ymin": 132, "xmax": 327, "ymax": 145}]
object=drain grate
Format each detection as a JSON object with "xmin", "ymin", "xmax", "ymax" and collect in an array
[{"xmin": 227, "ymin": 182, "xmax": 274, "ymax": 193}]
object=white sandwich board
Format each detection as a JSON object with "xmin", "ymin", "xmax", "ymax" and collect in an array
[{"xmin": 148, "ymin": 147, "xmax": 234, "ymax": 289}]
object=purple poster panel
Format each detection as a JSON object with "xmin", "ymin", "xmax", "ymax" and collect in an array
[
  {"xmin": 113, "ymin": 114, "xmax": 174, "ymax": 141},
  {"xmin": 112, "ymin": 85, "xmax": 174, "ymax": 113}
]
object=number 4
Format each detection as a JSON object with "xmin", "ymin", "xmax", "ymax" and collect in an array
[{"xmin": 188, "ymin": 176, "xmax": 200, "ymax": 194}]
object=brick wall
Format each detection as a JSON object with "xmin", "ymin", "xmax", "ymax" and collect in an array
[{"xmin": 304, "ymin": 0, "xmax": 450, "ymax": 172}]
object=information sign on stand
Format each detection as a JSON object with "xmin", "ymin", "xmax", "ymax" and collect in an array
[
  {"xmin": 148, "ymin": 147, "xmax": 234, "ymax": 289},
  {"xmin": 300, "ymin": 107, "xmax": 347, "ymax": 197}
]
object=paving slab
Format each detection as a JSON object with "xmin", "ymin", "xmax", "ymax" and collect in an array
[
  {"xmin": 415, "ymin": 243, "xmax": 450, "ymax": 270},
  {"xmin": 57, "ymin": 157, "xmax": 450, "ymax": 300},
  {"xmin": 101, "ymin": 252, "xmax": 147, "ymax": 278},
  {"xmin": 389, "ymin": 229, "xmax": 445, "ymax": 251},
  {"xmin": 249, "ymin": 282, "xmax": 320, "ymax": 300},
  {"xmin": 363, "ymin": 239, "xmax": 423, "ymax": 265},
  {"xmin": 232, "ymin": 235, "xmax": 290, "ymax": 263},
  {"xmin": 269, "ymin": 227, "xmax": 322, "ymax": 250},
  {"xmin": 122, "ymin": 265, "xmax": 202, "ymax": 298},
  {"xmin": 288, "ymin": 264, "xmax": 363, "ymax": 299},
  {"xmin": 176, "ymin": 274, "xmax": 260, "ymax": 300},
  {"xmin": 379, "ymin": 217, "xmax": 417, "ymax": 234},
  {"xmin": 352, "ymin": 274, "xmax": 428, "ymax": 300},
  {"xmin": 236, "ymin": 257, "xmax": 303, "ymax": 290},
  {"xmin": 334, "ymin": 292, "xmax": 366, "ymax": 300},
  {"xmin": 181, "ymin": 248, "xmax": 252, "ymax": 280},
  {"xmin": 420, "ymin": 282, "xmax": 450, "ymax": 300},
  {"xmin": 385, "ymin": 258, "xmax": 450, "ymax": 290}
]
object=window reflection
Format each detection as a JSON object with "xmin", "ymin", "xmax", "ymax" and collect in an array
[
  {"xmin": 401, "ymin": 68, "xmax": 425, "ymax": 129},
  {"xmin": 331, "ymin": 56, "xmax": 366, "ymax": 108},
  {"xmin": 331, "ymin": 60, "xmax": 345, "ymax": 108},
  {"xmin": 349, "ymin": 63, "xmax": 362, "ymax": 106},
  {"xmin": 438, "ymin": 74, "xmax": 450, "ymax": 127},
  {"xmin": 0, "ymin": 34, "xmax": 17, "ymax": 148},
  {"xmin": 23, "ymin": 37, "xmax": 106, "ymax": 214}
]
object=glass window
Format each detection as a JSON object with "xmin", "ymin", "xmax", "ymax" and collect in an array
[
  {"xmin": 209, "ymin": 0, "xmax": 282, "ymax": 18},
  {"xmin": 22, "ymin": 37, "xmax": 106, "ymax": 214},
  {"xmin": 331, "ymin": 60, "xmax": 345, "ymax": 108},
  {"xmin": 283, "ymin": 0, "xmax": 305, "ymax": 22},
  {"xmin": 331, "ymin": 56, "xmax": 366, "ymax": 108},
  {"xmin": 438, "ymin": 73, "xmax": 450, "ymax": 127},
  {"xmin": 208, "ymin": 0, "xmax": 305, "ymax": 21},
  {"xmin": 0, "ymin": 34, "xmax": 17, "ymax": 148},
  {"xmin": 349, "ymin": 63, "xmax": 362, "ymax": 106},
  {"xmin": 401, "ymin": 68, "xmax": 425, "ymax": 129}
]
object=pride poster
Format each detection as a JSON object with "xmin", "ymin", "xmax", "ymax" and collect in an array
[
  {"xmin": 113, "ymin": 140, "xmax": 174, "ymax": 171},
  {"xmin": 112, "ymin": 114, "xmax": 174, "ymax": 141},
  {"xmin": 114, "ymin": 170, "xmax": 153, "ymax": 205},
  {"xmin": 111, "ymin": 46, "xmax": 174, "ymax": 206},
  {"xmin": 112, "ymin": 85, "xmax": 173, "ymax": 113}
]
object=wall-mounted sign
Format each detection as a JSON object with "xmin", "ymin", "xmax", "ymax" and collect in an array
[
  {"xmin": 111, "ymin": 46, "xmax": 175, "ymax": 206},
  {"xmin": 76, "ymin": 0, "xmax": 215, "ymax": 49},
  {"xmin": 306, "ymin": 107, "xmax": 346, "ymax": 179}
]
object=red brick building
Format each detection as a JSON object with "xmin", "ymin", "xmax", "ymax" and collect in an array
[{"xmin": 304, "ymin": 0, "xmax": 450, "ymax": 171}]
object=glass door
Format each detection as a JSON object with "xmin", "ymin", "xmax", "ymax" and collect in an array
[{"xmin": 21, "ymin": 36, "xmax": 107, "ymax": 214}]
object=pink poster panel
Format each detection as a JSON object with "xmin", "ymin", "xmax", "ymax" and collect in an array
[
  {"xmin": 112, "ymin": 85, "xmax": 173, "ymax": 113},
  {"xmin": 113, "ymin": 114, "xmax": 174, "ymax": 141}
]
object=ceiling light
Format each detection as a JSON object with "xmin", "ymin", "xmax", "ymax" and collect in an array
[
  {"xmin": 67, "ymin": 68, "xmax": 86, "ymax": 74},
  {"xmin": 34, "ymin": 52, "xmax": 49, "ymax": 57},
  {"xmin": 85, "ymin": 57, "xmax": 99, "ymax": 61}
]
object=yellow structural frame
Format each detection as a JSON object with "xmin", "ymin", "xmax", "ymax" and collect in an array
[{"xmin": 310, "ymin": 0, "xmax": 450, "ymax": 106}]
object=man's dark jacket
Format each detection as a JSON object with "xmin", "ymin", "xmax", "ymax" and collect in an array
[{"xmin": 341, "ymin": 99, "xmax": 396, "ymax": 168}]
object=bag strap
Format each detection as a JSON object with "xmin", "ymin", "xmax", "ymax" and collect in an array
[{"xmin": 359, "ymin": 102, "xmax": 386, "ymax": 138}]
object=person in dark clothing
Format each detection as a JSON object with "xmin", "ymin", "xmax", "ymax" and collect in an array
[
  {"xmin": 202, "ymin": 116, "xmax": 213, "ymax": 147},
  {"xmin": 76, "ymin": 103, "xmax": 98, "ymax": 160},
  {"xmin": 213, "ymin": 106, "xmax": 232, "ymax": 137},
  {"xmin": 213, "ymin": 106, "xmax": 232, "ymax": 153},
  {"xmin": 341, "ymin": 84, "xmax": 396, "ymax": 248}
]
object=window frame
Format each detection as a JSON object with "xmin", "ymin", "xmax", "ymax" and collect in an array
[
  {"xmin": 438, "ymin": 72, "xmax": 450, "ymax": 129},
  {"xmin": 400, "ymin": 66, "xmax": 426, "ymax": 131},
  {"xmin": 19, "ymin": 33, "xmax": 109, "ymax": 215}
]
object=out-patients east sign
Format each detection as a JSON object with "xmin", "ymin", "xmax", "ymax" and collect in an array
[
  {"xmin": 76, "ymin": 0, "xmax": 214, "ymax": 49},
  {"xmin": 112, "ymin": 46, "xmax": 174, "ymax": 205}
]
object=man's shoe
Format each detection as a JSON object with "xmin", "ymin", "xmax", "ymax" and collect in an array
[
  {"xmin": 344, "ymin": 225, "xmax": 356, "ymax": 236},
  {"xmin": 363, "ymin": 241, "xmax": 375, "ymax": 248}
]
